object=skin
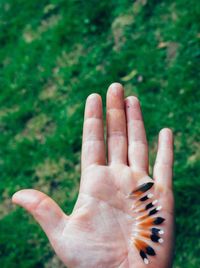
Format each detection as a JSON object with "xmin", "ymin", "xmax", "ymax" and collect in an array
[{"xmin": 12, "ymin": 83, "xmax": 174, "ymax": 268}]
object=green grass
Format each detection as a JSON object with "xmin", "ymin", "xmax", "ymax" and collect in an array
[{"xmin": 0, "ymin": 0, "xmax": 200, "ymax": 267}]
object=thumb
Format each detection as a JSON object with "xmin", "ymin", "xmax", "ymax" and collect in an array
[{"xmin": 12, "ymin": 189, "xmax": 67, "ymax": 239}]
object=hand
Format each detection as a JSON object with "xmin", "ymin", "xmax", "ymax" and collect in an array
[{"xmin": 12, "ymin": 83, "xmax": 174, "ymax": 268}]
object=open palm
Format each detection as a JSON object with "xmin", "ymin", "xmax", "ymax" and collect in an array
[{"xmin": 13, "ymin": 83, "xmax": 174, "ymax": 268}]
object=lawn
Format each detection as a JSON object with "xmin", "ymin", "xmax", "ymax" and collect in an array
[{"xmin": 0, "ymin": 0, "xmax": 200, "ymax": 267}]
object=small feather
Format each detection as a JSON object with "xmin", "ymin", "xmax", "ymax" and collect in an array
[
  {"xmin": 153, "ymin": 217, "xmax": 165, "ymax": 225},
  {"xmin": 140, "ymin": 195, "xmax": 149, "ymax": 202},
  {"xmin": 149, "ymin": 208, "xmax": 158, "ymax": 216},
  {"xmin": 152, "ymin": 228, "xmax": 163, "ymax": 235},
  {"xmin": 146, "ymin": 202, "xmax": 154, "ymax": 210},
  {"xmin": 130, "ymin": 182, "xmax": 154, "ymax": 195},
  {"xmin": 140, "ymin": 250, "xmax": 148, "ymax": 261},
  {"xmin": 146, "ymin": 246, "xmax": 156, "ymax": 256},
  {"xmin": 150, "ymin": 234, "xmax": 160, "ymax": 243}
]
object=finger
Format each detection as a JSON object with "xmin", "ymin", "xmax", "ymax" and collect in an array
[
  {"xmin": 125, "ymin": 96, "xmax": 148, "ymax": 172},
  {"xmin": 81, "ymin": 93, "xmax": 106, "ymax": 171},
  {"xmin": 153, "ymin": 128, "xmax": 174, "ymax": 189},
  {"xmin": 106, "ymin": 83, "xmax": 127, "ymax": 164},
  {"xmin": 12, "ymin": 189, "xmax": 67, "ymax": 238}
]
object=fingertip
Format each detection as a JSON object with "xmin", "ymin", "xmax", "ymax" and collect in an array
[
  {"xmin": 12, "ymin": 190, "xmax": 26, "ymax": 204},
  {"xmin": 107, "ymin": 82, "xmax": 124, "ymax": 97},
  {"xmin": 125, "ymin": 96, "xmax": 140, "ymax": 106},
  {"xmin": 85, "ymin": 93, "xmax": 103, "ymax": 118},
  {"xmin": 12, "ymin": 193, "xmax": 18, "ymax": 204},
  {"xmin": 87, "ymin": 93, "xmax": 101, "ymax": 102},
  {"xmin": 109, "ymin": 82, "xmax": 123, "ymax": 89},
  {"xmin": 159, "ymin": 128, "xmax": 173, "ymax": 135},
  {"xmin": 125, "ymin": 96, "xmax": 143, "ymax": 122},
  {"xmin": 86, "ymin": 93, "xmax": 102, "ymax": 107},
  {"xmin": 12, "ymin": 189, "xmax": 40, "ymax": 208},
  {"xmin": 159, "ymin": 128, "xmax": 173, "ymax": 144}
]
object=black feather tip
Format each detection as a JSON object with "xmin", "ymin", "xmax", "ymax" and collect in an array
[
  {"xmin": 153, "ymin": 217, "xmax": 165, "ymax": 225},
  {"xmin": 146, "ymin": 246, "xmax": 156, "ymax": 256}
]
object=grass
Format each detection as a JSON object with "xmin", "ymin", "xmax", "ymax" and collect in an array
[{"xmin": 0, "ymin": 0, "xmax": 200, "ymax": 267}]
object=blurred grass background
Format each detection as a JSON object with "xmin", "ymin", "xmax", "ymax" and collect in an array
[{"xmin": 0, "ymin": 0, "xmax": 200, "ymax": 267}]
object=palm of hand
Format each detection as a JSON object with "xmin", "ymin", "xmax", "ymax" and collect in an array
[{"xmin": 13, "ymin": 84, "xmax": 174, "ymax": 268}]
